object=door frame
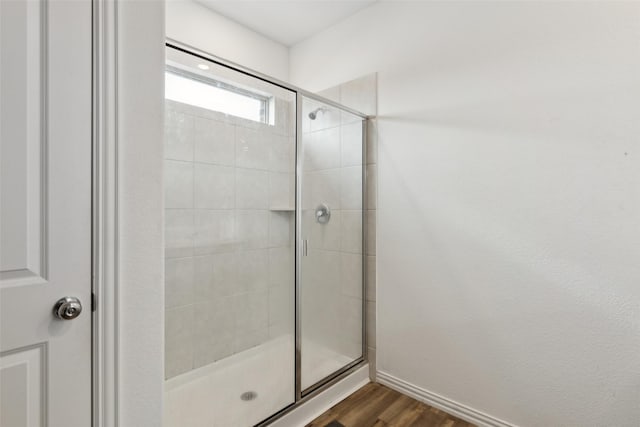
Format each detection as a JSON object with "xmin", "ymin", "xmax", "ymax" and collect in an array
[{"xmin": 92, "ymin": 0, "xmax": 119, "ymax": 425}]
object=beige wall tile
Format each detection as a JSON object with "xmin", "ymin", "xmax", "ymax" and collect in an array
[
  {"xmin": 165, "ymin": 160, "xmax": 194, "ymax": 209},
  {"xmin": 194, "ymin": 116, "xmax": 235, "ymax": 166},
  {"xmin": 165, "ymin": 107, "xmax": 194, "ymax": 161},
  {"xmin": 194, "ymin": 163, "xmax": 235, "ymax": 209},
  {"xmin": 165, "ymin": 257, "xmax": 195, "ymax": 308},
  {"xmin": 165, "ymin": 305, "xmax": 194, "ymax": 378},
  {"xmin": 165, "ymin": 209, "xmax": 194, "ymax": 259}
]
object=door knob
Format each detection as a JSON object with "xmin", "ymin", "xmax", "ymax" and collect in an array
[{"xmin": 53, "ymin": 297, "xmax": 83, "ymax": 320}]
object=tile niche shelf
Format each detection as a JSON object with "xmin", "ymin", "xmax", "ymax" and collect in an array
[{"xmin": 269, "ymin": 206, "xmax": 295, "ymax": 212}]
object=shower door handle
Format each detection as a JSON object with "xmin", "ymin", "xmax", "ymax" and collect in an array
[{"xmin": 302, "ymin": 239, "xmax": 308, "ymax": 257}]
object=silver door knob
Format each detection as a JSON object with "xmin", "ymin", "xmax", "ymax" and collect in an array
[{"xmin": 53, "ymin": 297, "xmax": 83, "ymax": 320}]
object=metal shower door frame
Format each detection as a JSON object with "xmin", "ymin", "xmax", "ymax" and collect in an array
[
  {"xmin": 165, "ymin": 39, "xmax": 370, "ymax": 427},
  {"xmin": 294, "ymin": 94, "xmax": 368, "ymax": 400}
]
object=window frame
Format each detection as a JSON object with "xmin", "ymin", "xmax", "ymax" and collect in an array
[{"xmin": 165, "ymin": 65, "xmax": 271, "ymax": 124}]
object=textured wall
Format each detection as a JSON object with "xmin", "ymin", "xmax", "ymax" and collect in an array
[
  {"xmin": 290, "ymin": 2, "xmax": 640, "ymax": 426},
  {"xmin": 117, "ymin": 1, "xmax": 165, "ymax": 425}
]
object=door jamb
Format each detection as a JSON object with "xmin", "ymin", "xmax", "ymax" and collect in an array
[{"xmin": 92, "ymin": 0, "xmax": 119, "ymax": 426}]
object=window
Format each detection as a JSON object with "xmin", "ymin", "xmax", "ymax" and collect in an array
[{"xmin": 165, "ymin": 67, "xmax": 270, "ymax": 124}]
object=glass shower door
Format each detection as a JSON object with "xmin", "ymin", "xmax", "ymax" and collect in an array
[
  {"xmin": 163, "ymin": 45, "xmax": 296, "ymax": 427},
  {"xmin": 299, "ymin": 96, "xmax": 365, "ymax": 392}
]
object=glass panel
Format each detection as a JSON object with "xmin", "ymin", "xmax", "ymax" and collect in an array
[
  {"xmin": 165, "ymin": 68, "xmax": 268, "ymax": 123},
  {"xmin": 163, "ymin": 46, "xmax": 296, "ymax": 427},
  {"xmin": 300, "ymin": 96, "xmax": 364, "ymax": 392}
]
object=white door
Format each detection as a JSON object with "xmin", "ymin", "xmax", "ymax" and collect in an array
[{"xmin": 0, "ymin": 0, "xmax": 92, "ymax": 426}]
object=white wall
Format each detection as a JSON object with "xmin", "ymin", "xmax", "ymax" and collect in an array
[
  {"xmin": 166, "ymin": 0, "xmax": 289, "ymax": 81},
  {"xmin": 290, "ymin": 2, "xmax": 640, "ymax": 426},
  {"xmin": 118, "ymin": 1, "xmax": 165, "ymax": 425}
]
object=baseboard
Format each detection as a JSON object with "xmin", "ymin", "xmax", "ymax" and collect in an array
[{"xmin": 376, "ymin": 371, "xmax": 516, "ymax": 427}]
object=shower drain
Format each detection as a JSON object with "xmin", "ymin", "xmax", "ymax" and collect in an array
[{"xmin": 240, "ymin": 391, "xmax": 258, "ymax": 401}]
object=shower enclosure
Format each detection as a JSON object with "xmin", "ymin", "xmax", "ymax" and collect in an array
[{"xmin": 163, "ymin": 43, "xmax": 367, "ymax": 427}]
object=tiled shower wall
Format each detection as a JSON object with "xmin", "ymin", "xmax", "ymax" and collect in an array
[
  {"xmin": 164, "ymin": 98, "xmax": 295, "ymax": 379},
  {"xmin": 317, "ymin": 74, "xmax": 377, "ymax": 380}
]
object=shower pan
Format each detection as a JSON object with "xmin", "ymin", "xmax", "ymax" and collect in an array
[{"xmin": 163, "ymin": 42, "xmax": 367, "ymax": 427}]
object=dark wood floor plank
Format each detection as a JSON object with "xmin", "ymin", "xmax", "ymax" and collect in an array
[
  {"xmin": 406, "ymin": 405, "xmax": 447, "ymax": 427},
  {"xmin": 338, "ymin": 387, "xmax": 400, "ymax": 427},
  {"xmin": 306, "ymin": 383, "xmax": 385, "ymax": 427},
  {"xmin": 326, "ymin": 383, "xmax": 388, "ymax": 423},
  {"xmin": 377, "ymin": 395, "xmax": 421, "ymax": 424},
  {"xmin": 305, "ymin": 383, "xmax": 476, "ymax": 427}
]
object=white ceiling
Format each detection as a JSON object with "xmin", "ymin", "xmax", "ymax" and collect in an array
[{"xmin": 196, "ymin": 0, "xmax": 377, "ymax": 46}]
